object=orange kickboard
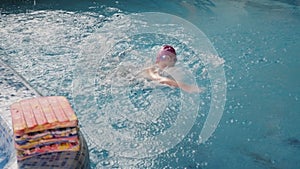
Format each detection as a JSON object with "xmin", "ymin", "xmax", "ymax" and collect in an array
[{"xmin": 10, "ymin": 96, "xmax": 78, "ymax": 135}]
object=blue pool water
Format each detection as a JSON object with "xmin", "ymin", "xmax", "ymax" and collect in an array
[{"xmin": 1, "ymin": 0, "xmax": 300, "ymax": 169}]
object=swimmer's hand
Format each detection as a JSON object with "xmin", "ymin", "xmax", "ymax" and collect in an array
[{"xmin": 158, "ymin": 77, "xmax": 202, "ymax": 93}]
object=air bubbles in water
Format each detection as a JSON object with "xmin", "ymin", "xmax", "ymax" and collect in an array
[{"xmin": 73, "ymin": 12, "xmax": 226, "ymax": 161}]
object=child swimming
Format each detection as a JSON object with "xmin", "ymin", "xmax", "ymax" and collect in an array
[{"xmin": 142, "ymin": 45, "xmax": 201, "ymax": 93}]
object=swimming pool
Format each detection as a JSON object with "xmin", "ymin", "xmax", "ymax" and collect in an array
[{"xmin": 1, "ymin": 0, "xmax": 300, "ymax": 168}]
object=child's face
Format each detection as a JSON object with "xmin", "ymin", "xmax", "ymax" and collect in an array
[{"xmin": 156, "ymin": 55, "xmax": 176, "ymax": 69}]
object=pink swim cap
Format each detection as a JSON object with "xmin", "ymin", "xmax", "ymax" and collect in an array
[{"xmin": 156, "ymin": 45, "xmax": 177, "ymax": 63}]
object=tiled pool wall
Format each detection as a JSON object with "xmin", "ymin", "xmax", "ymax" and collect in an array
[{"xmin": 0, "ymin": 115, "xmax": 16, "ymax": 169}]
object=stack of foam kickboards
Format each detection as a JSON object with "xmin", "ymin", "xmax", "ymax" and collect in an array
[{"xmin": 10, "ymin": 96, "xmax": 80, "ymax": 160}]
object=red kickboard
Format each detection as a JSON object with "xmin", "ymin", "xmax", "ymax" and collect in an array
[{"xmin": 10, "ymin": 96, "xmax": 78, "ymax": 135}]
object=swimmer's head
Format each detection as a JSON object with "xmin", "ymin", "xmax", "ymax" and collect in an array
[{"xmin": 156, "ymin": 45, "xmax": 177, "ymax": 69}]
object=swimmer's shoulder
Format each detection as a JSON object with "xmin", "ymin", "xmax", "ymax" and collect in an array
[
  {"xmin": 140, "ymin": 65, "xmax": 160, "ymax": 80},
  {"xmin": 142, "ymin": 65, "xmax": 158, "ymax": 74}
]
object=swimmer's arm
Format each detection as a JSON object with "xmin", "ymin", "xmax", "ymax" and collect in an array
[
  {"xmin": 143, "ymin": 67, "xmax": 202, "ymax": 93},
  {"xmin": 142, "ymin": 67, "xmax": 161, "ymax": 81},
  {"xmin": 142, "ymin": 68, "xmax": 179, "ymax": 86},
  {"xmin": 159, "ymin": 77, "xmax": 202, "ymax": 93}
]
